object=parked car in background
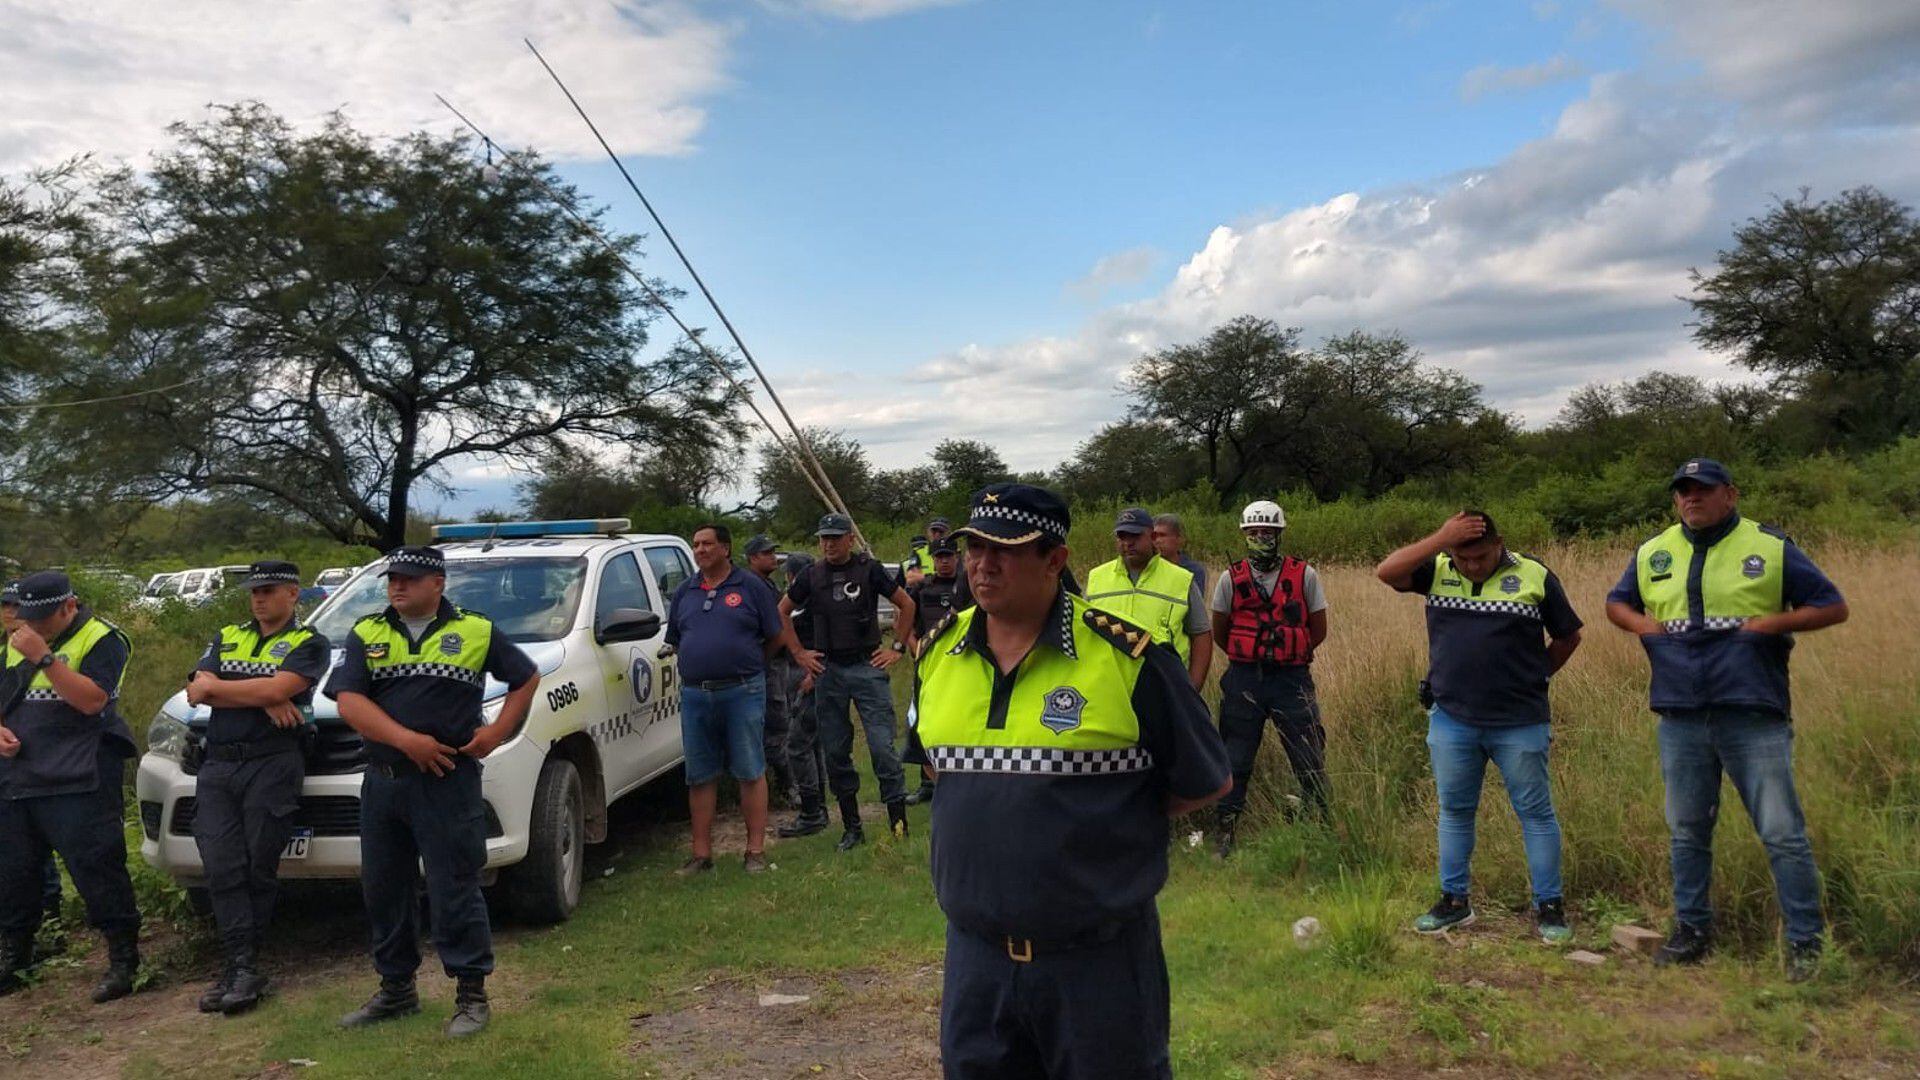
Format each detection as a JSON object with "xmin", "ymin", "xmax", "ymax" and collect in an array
[{"xmin": 312, "ymin": 566, "xmax": 355, "ymax": 597}]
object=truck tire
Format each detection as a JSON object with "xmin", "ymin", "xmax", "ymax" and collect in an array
[{"xmin": 503, "ymin": 756, "xmax": 584, "ymax": 924}]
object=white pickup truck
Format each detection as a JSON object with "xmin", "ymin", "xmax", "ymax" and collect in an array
[{"xmin": 136, "ymin": 519, "xmax": 691, "ymax": 923}]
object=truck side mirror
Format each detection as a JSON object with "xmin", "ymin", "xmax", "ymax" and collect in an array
[{"xmin": 595, "ymin": 608, "xmax": 662, "ymax": 644}]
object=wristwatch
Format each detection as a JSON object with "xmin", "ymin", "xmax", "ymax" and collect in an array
[
  {"xmin": 890, "ymin": 641, "xmax": 906, "ymax": 654},
  {"xmin": 33, "ymin": 653, "xmax": 55, "ymax": 671}
]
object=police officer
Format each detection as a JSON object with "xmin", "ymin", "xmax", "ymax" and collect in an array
[
  {"xmin": 327, "ymin": 546, "xmax": 541, "ymax": 1036},
  {"xmin": 775, "ymin": 551, "xmax": 833, "ymax": 838},
  {"xmin": 1150, "ymin": 513, "xmax": 1207, "ymax": 594},
  {"xmin": 906, "ymin": 484, "xmax": 1230, "ymax": 1078},
  {"xmin": 0, "ymin": 571, "xmax": 142, "ymax": 1003},
  {"xmin": 744, "ymin": 535, "xmax": 798, "ymax": 808},
  {"xmin": 1208, "ymin": 500, "xmax": 1331, "ymax": 857},
  {"xmin": 778, "ymin": 513, "xmax": 917, "ymax": 851},
  {"xmin": 1377, "ymin": 512, "xmax": 1583, "ymax": 944},
  {"xmin": 183, "ymin": 561, "xmax": 331, "ymax": 1014},
  {"xmin": 1086, "ymin": 507, "xmax": 1212, "ymax": 690},
  {"xmin": 1604, "ymin": 459, "xmax": 1848, "ymax": 981},
  {"xmin": 902, "ymin": 537, "xmax": 964, "ymax": 807},
  {"xmin": 0, "ymin": 581, "xmax": 65, "ymax": 945},
  {"xmin": 899, "ymin": 533, "xmax": 933, "ymax": 589}
]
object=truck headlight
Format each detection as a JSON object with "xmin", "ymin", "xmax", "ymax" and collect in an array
[{"xmin": 147, "ymin": 709, "xmax": 192, "ymax": 762}]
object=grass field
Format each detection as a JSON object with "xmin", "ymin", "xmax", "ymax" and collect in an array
[{"xmin": 3, "ymin": 543, "xmax": 1916, "ymax": 1077}]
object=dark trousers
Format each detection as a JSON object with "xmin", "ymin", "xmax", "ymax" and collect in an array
[
  {"xmin": 0, "ymin": 755, "xmax": 139, "ymax": 937},
  {"xmin": 359, "ymin": 759, "xmax": 493, "ymax": 981},
  {"xmin": 817, "ymin": 661, "xmax": 907, "ymax": 804},
  {"xmin": 192, "ymin": 750, "xmax": 304, "ymax": 952},
  {"xmin": 41, "ymin": 855, "xmax": 62, "ymax": 923},
  {"xmin": 774, "ymin": 659, "xmax": 826, "ymax": 804},
  {"xmin": 940, "ymin": 914, "xmax": 1171, "ymax": 1080},
  {"xmin": 1217, "ymin": 663, "xmax": 1329, "ymax": 819}
]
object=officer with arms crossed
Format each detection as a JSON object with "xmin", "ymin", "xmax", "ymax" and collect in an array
[
  {"xmin": 0, "ymin": 581, "xmax": 66, "ymax": 950},
  {"xmin": 328, "ymin": 546, "xmax": 541, "ymax": 1036},
  {"xmin": 1376, "ymin": 512, "xmax": 1583, "ymax": 943},
  {"xmin": 907, "ymin": 484, "xmax": 1230, "ymax": 1079},
  {"xmin": 903, "ymin": 536, "xmax": 965, "ymax": 807},
  {"xmin": 1604, "ymin": 459, "xmax": 1847, "ymax": 981},
  {"xmin": 1208, "ymin": 500, "xmax": 1331, "ymax": 857},
  {"xmin": 183, "ymin": 560, "xmax": 331, "ymax": 1013},
  {"xmin": 0, "ymin": 571, "xmax": 142, "ymax": 1003},
  {"xmin": 1086, "ymin": 507, "xmax": 1212, "ymax": 691},
  {"xmin": 778, "ymin": 513, "xmax": 917, "ymax": 851}
]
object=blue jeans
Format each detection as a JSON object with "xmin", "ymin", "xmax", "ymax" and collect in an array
[
  {"xmin": 681, "ymin": 675, "xmax": 768, "ymax": 786},
  {"xmin": 1426, "ymin": 707, "xmax": 1562, "ymax": 904},
  {"xmin": 1659, "ymin": 709, "xmax": 1824, "ymax": 943},
  {"xmin": 817, "ymin": 661, "xmax": 907, "ymax": 804}
]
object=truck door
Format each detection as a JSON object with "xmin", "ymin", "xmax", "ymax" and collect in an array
[
  {"xmin": 639, "ymin": 544, "xmax": 695, "ymax": 777},
  {"xmin": 590, "ymin": 549, "xmax": 666, "ymax": 797}
]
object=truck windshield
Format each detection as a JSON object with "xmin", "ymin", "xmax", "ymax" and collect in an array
[{"xmin": 309, "ymin": 557, "xmax": 588, "ymax": 644}]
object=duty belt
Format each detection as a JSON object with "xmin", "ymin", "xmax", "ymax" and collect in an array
[
  {"xmin": 959, "ymin": 907, "xmax": 1150, "ymax": 962},
  {"xmin": 687, "ymin": 673, "xmax": 757, "ymax": 691},
  {"xmin": 204, "ymin": 740, "xmax": 300, "ymax": 763}
]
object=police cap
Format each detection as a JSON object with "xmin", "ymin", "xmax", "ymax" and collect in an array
[
  {"xmin": 383, "ymin": 546, "xmax": 447, "ymax": 578},
  {"xmin": 13, "ymin": 570, "xmax": 75, "ymax": 619},
  {"xmin": 928, "ymin": 537, "xmax": 957, "ymax": 556},
  {"xmin": 1669, "ymin": 458, "xmax": 1733, "ymax": 490},
  {"xmin": 242, "ymin": 560, "xmax": 302, "ymax": 590},
  {"xmin": 953, "ymin": 483, "xmax": 1070, "ymax": 547},
  {"xmin": 743, "ymin": 534, "xmax": 778, "ymax": 556},
  {"xmin": 0, "ymin": 580, "xmax": 18, "ymax": 606},
  {"xmin": 815, "ymin": 513, "xmax": 854, "ymax": 538}
]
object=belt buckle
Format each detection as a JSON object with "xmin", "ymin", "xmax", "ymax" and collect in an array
[{"xmin": 1005, "ymin": 937, "xmax": 1032, "ymax": 963}]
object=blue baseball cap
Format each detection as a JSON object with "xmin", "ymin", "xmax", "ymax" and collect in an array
[
  {"xmin": 1113, "ymin": 507, "xmax": 1154, "ymax": 534},
  {"xmin": 1669, "ymin": 458, "xmax": 1733, "ymax": 489}
]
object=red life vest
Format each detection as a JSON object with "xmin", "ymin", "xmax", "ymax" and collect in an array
[{"xmin": 1224, "ymin": 557, "xmax": 1312, "ymax": 666}]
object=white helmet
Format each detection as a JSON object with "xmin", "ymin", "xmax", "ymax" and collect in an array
[{"xmin": 1240, "ymin": 500, "xmax": 1286, "ymax": 530}]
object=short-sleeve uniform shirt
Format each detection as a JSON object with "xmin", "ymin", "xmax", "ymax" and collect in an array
[{"xmin": 666, "ymin": 566, "xmax": 783, "ymax": 683}]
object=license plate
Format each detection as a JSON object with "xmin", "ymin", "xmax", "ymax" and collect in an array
[{"xmin": 282, "ymin": 829, "xmax": 314, "ymax": 861}]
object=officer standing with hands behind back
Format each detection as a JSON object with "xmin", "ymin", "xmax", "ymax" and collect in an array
[
  {"xmin": 327, "ymin": 546, "xmax": 540, "ymax": 1037},
  {"xmin": 184, "ymin": 561, "xmax": 330, "ymax": 1015}
]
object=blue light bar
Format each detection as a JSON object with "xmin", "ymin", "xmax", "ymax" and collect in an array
[{"xmin": 431, "ymin": 518, "xmax": 632, "ymax": 540}]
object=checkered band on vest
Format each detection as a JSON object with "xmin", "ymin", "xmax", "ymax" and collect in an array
[
  {"xmin": 926, "ymin": 745, "xmax": 1154, "ymax": 776},
  {"xmin": 219, "ymin": 659, "xmax": 283, "ymax": 677},
  {"xmin": 23, "ymin": 688, "xmax": 65, "ymax": 703},
  {"xmin": 1424, "ymin": 594, "xmax": 1542, "ymax": 620},
  {"xmin": 1662, "ymin": 615, "xmax": 1749, "ymax": 633},
  {"xmin": 369, "ymin": 661, "xmax": 484, "ymax": 686},
  {"xmin": 971, "ymin": 503, "xmax": 1067, "ymax": 541}
]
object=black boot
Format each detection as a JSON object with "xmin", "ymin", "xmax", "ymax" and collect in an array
[
  {"xmin": 0, "ymin": 931, "xmax": 35, "ymax": 998},
  {"xmin": 91, "ymin": 929, "xmax": 140, "ymax": 1004},
  {"xmin": 777, "ymin": 790, "xmax": 829, "ymax": 838},
  {"xmin": 904, "ymin": 780, "xmax": 936, "ymax": 806},
  {"xmin": 1654, "ymin": 923, "xmax": 1713, "ymax": 967},
  {"xmin": 445, "ymin": 976, "xmax": 490, "ymax": 1037},
  {"xmin": 339, "ymin": 976, "xmax": 421, "ymax": 1028},
  {"xmin": 886, "ymin": 799, "xmax": 909, "ymax": 841},
  {"xmin": 1213, "ymin": 810, "xmax": 1238, "ymax": 861},
  {"xmin": 220, "ymin": 942, "xmax": 271, "ymax": 1014},
  {"xmin": 834, "ymin": 794, "xmax": 864, "ymax": 852},
  {"xmin": 197, "ymin": 961, "xmax": 235, "ymax": 1014}
]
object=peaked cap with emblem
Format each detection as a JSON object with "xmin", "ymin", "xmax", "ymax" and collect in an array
[
  {"xmin": 242, "ymin": 559, "xmax": 302, "ymax": 589},
  {"xmin": 12, "ymin": 570, "xmax": 75, "ymax": 618},
  {"xmin": 1669, "ymin": 457, "xmax": 1733, "ymax": 489},
  {"xmin": 953, "ymin": 482, "xmax": 1071, "ymax": 547},
  {"xmin": 383, "ymin": 545, "xmax": 447, "ymax": 578}
]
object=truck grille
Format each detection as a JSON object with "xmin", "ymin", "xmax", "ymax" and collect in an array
[{"xmin": 170, "ymin": 795, "xmax": 363, "ymax": 837}]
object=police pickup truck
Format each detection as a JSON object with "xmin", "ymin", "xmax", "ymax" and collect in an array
[{"xmin": 137, "ymin": 520, "xmax": 690, "ymax": 923}]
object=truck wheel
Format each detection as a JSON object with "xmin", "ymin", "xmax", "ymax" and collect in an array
[{"xmin": 503, "ymin": 756, "xmax": 584, "ymax": 924}]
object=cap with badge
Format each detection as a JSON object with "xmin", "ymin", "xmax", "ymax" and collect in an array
[
  {"xmin": 815, "ymin": 513, "xmax": 854, "ymax": 538},
  {"xmin": 928, "ymin": 537, "xmax": 958, "ymax": 556},
  {"xmin": 12, "ymin": 570, "xmax": 76, "ymax": 619},
  {"xmin": 927, "ymin": 517, "xmax": 951, "ymax": 533},
  {"xmin": 0, "ymin": 579, "xmax": 18, "ymax": 607},
  {"xmin": 1113, "ymin": 507, "xmax": 1154, "ymax": 535},
  {"xmin": 382, "ymin": 545, "xmax": 447, "ymax": 578},
  {"xmin": 1669, "ymin": 458, "xmax": 1733, "ymax": 490},
  {"xmin": 743, "ymin": 534, "xmax": 778, "ymax": 556},
  {"xmin": 241, "ymin": 560, "xmax": 302, "ymax": 590},
  {"xmin": 953, "ymin": 482, "xmax": 1071, "ymax": 547}
]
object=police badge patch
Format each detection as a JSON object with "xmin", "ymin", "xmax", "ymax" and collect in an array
[
  {"xmin": 1742, "ymin": 554, "xmax": 1766, "ymax": 579},
  {"xmin": 365, "ymin": 643, "xmax": 389, "ymax": 660},
  {"xmin": 439, "ymin": 632, "xmax": 464, "ymax": 657},
  {"xmin": 269, "ymin": 640, "xmax": 292, "ymax": 660},
  {"xmin": 1650, "ymin": 550, "xmax": 1673, "ymax": 574},
  {"xmin": 1499, "ymin": 574, "xmax": 1521, "ymax": 594},
  {"xmin": 1039, "ymin": 686, "xmax": 1086, "ymax": 735}
]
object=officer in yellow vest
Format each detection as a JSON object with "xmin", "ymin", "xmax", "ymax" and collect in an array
[
  {"xmin": 1086, "ymin": 507, "xmax": 1211, "ymax": 690},
  {"xmin": 0, "ymin": 581, "xmax": 66, "ymax": 952},
  {"xmin": 327, "ymin": 546, "xmax": 541, "ymax": 1036},
  {"xmin": 906, "ymin": 484, "xmax": 1230, "ymax": 1078},
  {"xmin": 0, "ymin": 571, "xmax": 141, "ymax": 1003},
  {"xmin": 1604, "ymin": 459, "xmax": 1848, "ymax": 981},
  {"xmin": 182, "ymin": 560, "xmax": 331, "ymax": 1014}
]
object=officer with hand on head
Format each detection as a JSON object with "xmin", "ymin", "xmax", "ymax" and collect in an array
[
  {"xmin": 906, "ymin": 484, "xmax": 1230, "ymax": 1078},
  {"xmin": 0, "ymin": 571, "xmax": 142, "ymax": 1004},
  {"xmin": 183, "ymin": 560, "xmax": 331, "ymax": 1015},
  {"xmin": 327, "ymin": 546, "xmax": 541, "ymax": 1037}
]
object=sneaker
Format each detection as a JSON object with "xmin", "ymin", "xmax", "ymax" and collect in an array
[
  {"xmin": 1786, "ymin": 939, "xmax": 1823, "ymax": 983},
  {"xmin": 742, "ymin": 852, "xmax": 769, "ymax": 874},
  {"xmin": 674, "ymin": 856, "xmax": 714, "ymax": 877},
  {"xmin": 1535, "ymin": 899, "xmax": 1573, "ymax": 946},
  {"xmin": 1414, "ymin": 894, "xmax": 1475, "ymax": 934},
  {"xmin": 1653, "ymin": 923, "xmax": 1712, "ymax": 967}
]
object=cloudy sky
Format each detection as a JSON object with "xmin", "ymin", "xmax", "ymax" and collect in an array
[{"xmin": 5, "ymin": 0, "xmax": 1918, "ymax": 514}]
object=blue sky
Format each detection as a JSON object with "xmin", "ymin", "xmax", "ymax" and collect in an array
[{"xmin": 5, "ymin": 0, "xmax": 1919, "ymax": 516}]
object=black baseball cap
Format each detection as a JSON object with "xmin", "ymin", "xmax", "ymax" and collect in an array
[
  {"xmin": 928, "ymin": 537, "xmax": 958, "ymax": 556},
  {"xmin": 13, "ymin": 570, "xmax": 75, "ymax": 618},
  {"xmin": 383, "ymin": 546, "xmax": 447, "ymax": 578},
  {"xmin": 1669, "ymin": 458, "xmax": 1733, "ymax": 489},
  {"xmin": 743, "ymin": 534, "xmax": 778, "ymax": 556},
  {"xmin": 1113, "ymin": 507, "xmax": 1154, "ymax": 535},
  {"xmin": 953, "ymin": 483, "xmax": 1071, "ymax": 547},
  {"xmin": 927, "ymin": 517, "xmax": 952, "ymax": 532},
  {"xmin": 815, "ymin": 513, "xmax": 853, "ymax": 538},
  {"xmin": 242, "ymin": 560, "xmax": 302, "ymax": 590}
]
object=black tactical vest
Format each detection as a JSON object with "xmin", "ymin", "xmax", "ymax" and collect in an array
[{"xmin": 809, "ymin": 555, "xmax": 882, "ymax": 656}]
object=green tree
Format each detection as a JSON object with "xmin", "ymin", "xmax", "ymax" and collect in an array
[
  {"xmin": 1054, "ymin": 419, "xmax": 1199, "ymax": 503},
  {"xmin": 929, "ymin": 438, "xmax": 1010, "ymax": 495},
  {"xmin": 14, "ymin": 104, "xmax": 741, "ymax": 551},
  {"xmin": 1689, "ymin": 186, "xmax": 1920, "ymax": 448},
  {"xmin": 754, "ymin": 427, "xmax": 871, "ymax": 537}
]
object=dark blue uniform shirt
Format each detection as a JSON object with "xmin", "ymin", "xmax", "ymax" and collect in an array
[{"xmin": 665, "ymin": 566, "xmax": 783, "ymax": 683}]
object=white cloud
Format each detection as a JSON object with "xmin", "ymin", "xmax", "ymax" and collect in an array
[
  {"xmin": 1067, "ymin": 246, "xmax": 1159, "ymax": 300},
  {"xmin": 1459, "ymin": 54, "xmax": 1587, "ymax": 101},
  {"xmin": 763, "ymin": 0, "xmax": 969, "ymax": 21},
  {"xmin": 0, "ymin": 0, "xmax": 733, "ymax": 171}
]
